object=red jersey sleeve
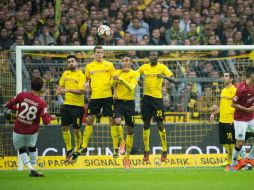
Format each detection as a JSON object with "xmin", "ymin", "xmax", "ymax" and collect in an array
[
  {"xmin": 5, "ymin": 93, "xmax": 20, "ymax": 110},
  {"xmin": 233, "ymin": 85, "xmax": 243, "ymax": 104},
  {"xmin": 40, "ymin": 101, "xmax": 52, "ymax": 125}
]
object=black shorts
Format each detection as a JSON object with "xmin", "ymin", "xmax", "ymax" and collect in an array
[
  {"xmin": 88, "ymin": 97, "xmax": 113, "ymax": 116},
  {"xmin": 219, "ymin": 122, "xmax": 235, "ymax": 144},
  {"xmin": 141, "ymin": 95, "xmax": 165, "ymax": 122},
  {"xmin": 114, "ymin": 100, "xmax": 135, "ymax": 127},
  {"xmin": 61, "ymin": 105, "xmax": 84, "ymax": 129}
]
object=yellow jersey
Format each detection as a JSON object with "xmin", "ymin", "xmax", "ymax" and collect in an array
[
  {"xmin": 59, "ymin": 69, "xmax": 86, "ymax": 107},
  {"xmin": 138, "ymin": 62, "xmax": 173, "ymax": 98},
  {"xmin": 219, "ymin": 85, "xmax": 236, "ymax": 123},
  {"xmin": 85, "ymin": 60, "xmax": 115, "ymax": 99},
  {"xmin": 112, "ymin": 69, "xmax": 139, "ymax": 100}
]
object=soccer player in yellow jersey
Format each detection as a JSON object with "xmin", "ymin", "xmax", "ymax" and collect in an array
[
  {"xmin": 138, "ymin": 51, "xmax": 175, "ymax": 162},
  {"xmin": 80, "ymin": 46, "xmax": 115, "ymax": 155},
  {"xmin": 56, "ymin": 55, "xmax": 86, "ymax": 163},
  {"xmin": 210, "ymin": 72, "xmax": 246, "ymax": 170},
  {"xmin": 110, "ymin": 56, "xmax": 139, "ymax": 169}
]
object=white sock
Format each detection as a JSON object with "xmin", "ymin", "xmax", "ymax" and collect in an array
[
  {"xmin": 240, "ymin": 146, "xmax": 246, "ymax": 158},
  {"xmin": 231, "ymin": 147, "xmax": 240, "ymax": 166},
  {"xmin": 19, "ymin": 152, "xmax": 34, "ymax": 171},
  {"xmin": 29, "ymin": 149, "xmax": 38, "ymax": 168},
  {"xmin": 248, "ymin": 145, "xmax": 254, "ymax": 159}
]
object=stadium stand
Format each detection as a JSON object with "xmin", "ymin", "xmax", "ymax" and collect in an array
[{"xmin": 0, "ymin": 0, "xmax": 253, "ymax": 157}]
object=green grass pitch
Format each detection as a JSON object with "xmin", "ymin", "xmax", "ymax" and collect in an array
[{"xmin": 0, "ymin": 168, "xmax": 253, "ymax": 190}]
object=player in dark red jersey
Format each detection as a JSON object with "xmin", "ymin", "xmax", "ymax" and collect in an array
[
  {"xmin": 231, "ymin": 67, "xmax": 254, "ymax": 170},
  {"xmin": 5, "ymin": 77, "xmax": 56, "ymax": 177}
]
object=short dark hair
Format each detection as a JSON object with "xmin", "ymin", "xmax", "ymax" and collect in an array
[
  {"xmin": 224, "ymin": 71, "xmax": 234, "ymax": 79},
  {"xmin": 31, "ymin": 77, "xmax": 44, "ymax": 92},
  {"xmin": 66, "ymin": 55, "xmax": 77, "ymax": 60},
  {"xmin": 224, "ymin": 71, "xmax": 235, "ymax": 83},
  {"xmin": 246, "ymin": 66, "xmax": 254, "ymax": 78},
  {"xmin": 94, "ymin": 45, "xmax": 103, "ymax": 52}
]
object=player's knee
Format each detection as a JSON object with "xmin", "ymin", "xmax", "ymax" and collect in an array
[
  {"xmin": 236, "ymin": 140, "xmax": 244, "ymax": 148},
  {"xmin": 86, "ymin": 115, "xmax": 95, "ymax": 125},
  {"xmin": 158, "ymin": 126, "xmax": 165, "ymax": 131},
  {"xmin": 144, "ymin": 122, "xmax": 150, "ymax": 130},
  {"xmin": 62, "ymin": 126, "xmax": 69, "ymax": 131},
  {"xmin": 73, "ymin": 128, "xmax": 80, "ymax": 134},
  {"xmin": 157, "ymin": 122, "xmax": 164, "ymax": 131},
  {"xmin": 18, "ymin": 147, "xmax": 27, "ymax": 154},
  {"xmin": 126, "ymin": 119, "xmax": 134, "ymax": 128},
  {"xmin": 126, "ymin": 126, "xmax": 134, "ymax": 135},
  {"xmin": 114, "ymin": 118, "xmax": 122, "ymax": 126},
  {"xmin": 28, "ymin": 147, "xmax": 37, "ymax": 152}
]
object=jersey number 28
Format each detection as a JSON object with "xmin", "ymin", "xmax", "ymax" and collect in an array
[{"xmin": 18, "ymin": 102, "xmax": 38, "ymax": 121}]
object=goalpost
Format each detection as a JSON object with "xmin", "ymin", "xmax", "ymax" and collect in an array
[{"xmin": 11, "ymin": 45, "xmax": 254, "ymax": 170}]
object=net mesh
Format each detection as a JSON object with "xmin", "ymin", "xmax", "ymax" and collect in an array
[{"xmin": 1, "ymin": 49, "xmax": 254, "ymax": 156}]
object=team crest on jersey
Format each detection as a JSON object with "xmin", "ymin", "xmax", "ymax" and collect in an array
[{"xmin": 90, "ymin": 71, "xmax": 94, "ymax": 75}]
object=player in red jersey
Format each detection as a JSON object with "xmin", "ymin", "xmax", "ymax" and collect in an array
[
  {"xmin": 5, "ymin": 77, "xmax": 56, "ymax": 177},
  {"xmin": 231, "ymin": 67, "xmax": 254, "ymax": 170}
]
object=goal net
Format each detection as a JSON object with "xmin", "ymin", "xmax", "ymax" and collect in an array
[{"xmin": 1, "ymin": 45, "xmax": 254, "ymax": 160}]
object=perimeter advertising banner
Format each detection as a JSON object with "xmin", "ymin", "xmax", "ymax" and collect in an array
[
  {"xmin": 0, "ymin": 123, "xmax": 229, "ymax": 157},
  {"xmin": 0, "ymin": 154, "xmax": 227, "ymax": 170}
]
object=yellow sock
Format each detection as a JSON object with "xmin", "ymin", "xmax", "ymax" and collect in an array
[
  {"xmin": 228, "ymin": 144, "xmax": 234, "ymax": 164},
  {"xmin": 63, "ymin": 130, "xmax": 72, "ymax": 151},
  {"xmin": 117, "ymin": 125, "xmax": 124, "ymax": 144},
  {"xmin": 223, "ymin": 144, "xmax": 230, "ymax": 165},
  {"xmin": 159, "ymin": 128, "xmax": 167, "ymax": 152},
  {"xmin": 74, "ymin": 131, "xmax": 82, "ymax": 152},
  {"xmin": 143, "ymin": 128, "xmax": 150, "ymax": 152},
  {"xmin": 111, "ymin": 126, "xmax": 119, "ymax": 150},
  {"xmin": 82, "ymin": 125, "xmax": 93, "ymax": 148},
  {"xmin": 125, "ymin": 134, "xmax": 134, "ymax": 157}
]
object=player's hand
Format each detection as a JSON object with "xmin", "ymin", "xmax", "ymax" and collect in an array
[
  {"xmin": 157, "ymin": 74, "xmax": 164, "ymax": 78},
  {"xmin": 113, "ymin": 75, "xmax": 119, "ymax": 80},
  {"xmin": 60, "ymin": 89, "xmax": 67, "ymax": 94},
  {"xmin": 113, "ymin": 94, "xmax": 118, "ymax": 99},
  {"xmin": 56, "ymin": 87, "xmax": 64, "ymax": 95},
  {"xmin": 50, "ymin": 115, "xmax": 57, "ymax": 120},
  {"xmin": 210, "ymin": 113, "xmax": 215, "ymax": 122},
  {"xmin": 248, "ymin": 106, "xmax": 254, "ymax": 112},
  {"xmin": 84, "ymin": 82, "xmax": 90, "ymax": 89}
]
